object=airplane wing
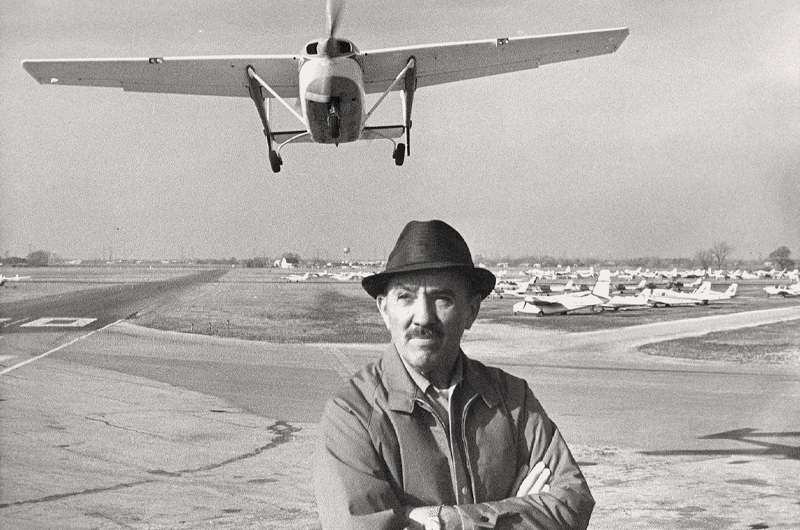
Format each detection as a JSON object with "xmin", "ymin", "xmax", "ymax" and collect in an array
[
  {"xmin": 22, "ymin": 55, "xmax": 300, "ymax": 98},
  {"xmin": 360, "ymin": 28, "xmax": 628, "ymax": 94}
]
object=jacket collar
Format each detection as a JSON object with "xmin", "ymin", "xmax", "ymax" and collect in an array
[{"xmin": 382, "ymin": 344, "xmax": 501, "ymax": 413}]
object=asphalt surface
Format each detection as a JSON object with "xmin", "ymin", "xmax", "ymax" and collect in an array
[
  {"xmin": 1, "ymin": 276, "xmax": 799, "ymax": 529},
  {"xmin": 0, "ymin": 269, "xmax": 227, "ymax": 332}
]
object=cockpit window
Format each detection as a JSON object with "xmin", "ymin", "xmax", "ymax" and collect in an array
[{"xmin": 306, "ymin": 42, "xmax": 319, "ymax": 55}]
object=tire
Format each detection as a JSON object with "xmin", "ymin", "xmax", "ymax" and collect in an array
[
  {"xmin": 269, "ymin": 150, "xmax": 282, "ymax": 173},
  {"xmin": 394, "ymin": 143, "xmax": 405, "ymax": 166}
]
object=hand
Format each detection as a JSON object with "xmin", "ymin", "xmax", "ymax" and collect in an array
[{"xmin": 512, "ymin": 461, "xmax": 551, "ymax": 497}]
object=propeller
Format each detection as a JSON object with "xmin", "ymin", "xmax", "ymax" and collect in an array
[{"xmin": 326, "ymin": 0, "xmax": 344, "ymax": 37}]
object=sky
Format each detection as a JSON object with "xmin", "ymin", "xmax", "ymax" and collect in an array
[{"xmin": 1, "ymin": 0, "xmax": 798, "ymax": 263}]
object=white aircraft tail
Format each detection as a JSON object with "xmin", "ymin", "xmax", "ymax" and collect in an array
[
  {"xmin": 725, "ymin": 283, "xmax": 737, "ymax": 297},
  {"xmin": 695, "ymin": 281, "xmax": 712, "ymax": 293},
  {"xmin": 591, "ymin": 270, "xmax": 612, "ymax": 298}
]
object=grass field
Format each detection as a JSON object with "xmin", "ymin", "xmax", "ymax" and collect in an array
[{"xmin": 4, "ymin": 266, "xmax": 799, "ymax": 364}]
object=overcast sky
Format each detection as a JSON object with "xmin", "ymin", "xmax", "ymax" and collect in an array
[{"xmin": 1, "ymin": 1, "xmax": 798, "ymax": 262}]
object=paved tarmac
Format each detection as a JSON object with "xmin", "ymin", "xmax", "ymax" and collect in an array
[{"xmin": 1, "ymin": 296, "xmax": 799, "ymax": 528}]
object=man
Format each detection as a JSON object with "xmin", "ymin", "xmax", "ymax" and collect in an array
[{"xmin": 315, "ymin": 220, "xmax": 594, "ymax": 530}]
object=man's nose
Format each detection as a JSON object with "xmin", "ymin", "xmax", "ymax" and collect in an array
[{"xmin": 411, "ymin": 295, "xmax": 437, "ymax": 326}]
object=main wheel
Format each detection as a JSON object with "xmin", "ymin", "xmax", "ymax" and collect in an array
[
  {"xmin": 393, "ymin": 143, "xmax": 406, "ymax": 166},
  {"xmin": 269, "ymin": 150, "xmax": 282, "ymax": 173}
]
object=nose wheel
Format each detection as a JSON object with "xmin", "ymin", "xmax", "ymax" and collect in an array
[
  {"xmin": 393, "ymin": 143, "xmax": 406, "ymax": 166},
  {"xmin": 327, "ymin": 100, "xmax": 341, "ymax": 140}
]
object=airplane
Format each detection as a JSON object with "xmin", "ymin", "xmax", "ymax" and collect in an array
[
  {"xmin": 504, "ymin": 277, "xmax": 541, "ymax": 298},
  {"xmin": 660, "ymin": 268, "xmax": 679, "ymax": 279},
  {"xmin": 513, "ymin": 269, "xmax": 611, "ymax": 316},
  {"xmin": 284, "ymin": 272, "xmax": 310, "ymax": 282},
  {"xmin": 646, "ymin": 287, "xmax": 703, "ymax": 307},
  {"xmin": 554, "ymin": 266, "xmax": 573, "ymax": 278},
  {"xmin": 690, "ymin": 282, "xmax": 737, "ymax": 304},
  {"xmin": 601, "ymin": 290, "xmax": 651, "ymax": 311},
  {"xmin": 666, "ymin": 276, "xmax": 703, "ymax": 292},
  {"xmin": 763, "ymin": 283, "xmax": 800, "ymax": 298},
  {"xmin": 21, "ymin": 1, "xmax": 628, "ymax": 173},
  {"xmin": 709, "ymin": 270, "xmax": 728, "ymax": 280},
  {"xmin": 540, "ymin": 279, "xmax": 583, "ymax": 294},
  {"xmin": 0, "ymin": 274, "xmax": 31, "ymax": 286},
  {"xmin": 613, "ymin": 279, "xmax": 647, "ymax": 293}
]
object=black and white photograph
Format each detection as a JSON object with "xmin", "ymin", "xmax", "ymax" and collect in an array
[{"xmin": 1, "ymin": 1, "xmax": 798, "ymax": 528}]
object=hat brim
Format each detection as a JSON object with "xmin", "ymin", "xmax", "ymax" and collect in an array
[{"xmin": 361, "ymin": 263, "xmax": 496, "ymax": 299}]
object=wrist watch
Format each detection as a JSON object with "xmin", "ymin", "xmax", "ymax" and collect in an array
[{"xmin": 423, "ymin": 504, "xmax": 443, "ymax": 530}]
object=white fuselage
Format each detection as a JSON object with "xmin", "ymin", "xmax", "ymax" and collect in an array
[
  {"xmin": 646, "ymin": 288, "xmax": 701, "ymax": 307},
  {"xmin": 298, "ymin": 53, "xmax": 365, "ymax": 144}
]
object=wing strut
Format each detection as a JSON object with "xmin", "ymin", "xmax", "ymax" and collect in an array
[
  {"xmin": 247, "ymin": 65, "xmax": 307, "ymax": 173},
  {"xmin": 402, "ymin": 57, "xmax": 416, "ymax": 156},
  {"xmin": 363, "ymin": 57, "xmax": 415, "ymax": 165},
  {"xmin": 364, "ymin": 57, "xmax": 415, "ymax": 122}
]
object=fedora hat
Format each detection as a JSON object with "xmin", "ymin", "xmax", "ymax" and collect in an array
[{"xmin": 362, "ymin": 220, "xmax": 496, "ymax": 299}]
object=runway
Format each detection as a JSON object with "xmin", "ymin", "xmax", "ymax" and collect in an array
[
  {"xmin": 0, "ymin": 269, "xmax": 227, "ymax": 333},
  {"xmin": 1, "ymin": 276, "xmax": 799, "ymax": 528}
]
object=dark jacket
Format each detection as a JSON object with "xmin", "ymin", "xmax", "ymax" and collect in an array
[{"xmin": 315, "ymin": 345, "xmax": 594, "ymax": 529}]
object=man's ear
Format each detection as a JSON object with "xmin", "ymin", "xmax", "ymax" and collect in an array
[
  {"xmin": 376, "ymin": 295, "xmax": 391, "ymax": 330},
  {"xmin": 464, "ymin": 294, "xmax": 482, "ymax": 330}
]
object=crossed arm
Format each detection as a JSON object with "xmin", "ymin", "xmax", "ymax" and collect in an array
[
  {"xmin": 316, "ymin": 393, "xmax": 593, "ymax": 530},
  {"xmin": 406, "ymin": 462, "xmax": 553, "ymax": 529}
]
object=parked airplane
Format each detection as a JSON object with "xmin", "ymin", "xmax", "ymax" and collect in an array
[
  {"xmin": 601, "ymin": 290, "xmax": 651, "ymax": 311},
  {"xmin": 691, "ymin": 282, "xmax": 737, "ymax": 303},
  {"xmin": 504, "ymin": 277, "xmax": 541, "ymax": 298},
  {"xmin": 646, "ymin": 287, "xmax": 702, "ymax": 307},
  {"xmin": 613, "ymin": 279, "xmax": 647, "ymax": 294},
  {"xmin": 284, "ymin": 272, "xmax": 310, "ymax": 282},
  {"xmin": 513, "ymin": 270, "xmax": 611, "ymax": 316},
  {"xmin": 0, "ymin": 274, "xmax": 31, "ymax": 286},
  {"xmin": 21, "ymin": 0, "xmax": 628, "ymax": 173},
  {"xmin": 763, "ymin": 283, "xmax": 800, "ymax": 298}
]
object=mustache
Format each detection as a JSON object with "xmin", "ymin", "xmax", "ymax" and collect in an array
[{"xmin": 409, "ymin": 326, "xmax": 443, "ymax": 340}]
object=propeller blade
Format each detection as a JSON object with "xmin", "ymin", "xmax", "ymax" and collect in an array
[{"xmin": 326, "ymin": 0, "xmax": 344, "ymax": 37}]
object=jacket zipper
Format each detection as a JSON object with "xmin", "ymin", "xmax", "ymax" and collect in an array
[
  {"xmin": 461, "ymin": 393, "xmax": 481, "ymax": 502},
  {"xmin": 414, "ymin": 398, "xmax": 460, "ymax": 500}
]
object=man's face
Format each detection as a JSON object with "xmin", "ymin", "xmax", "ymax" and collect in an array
[{"xmin": 377, "ymin": 269, "xmax": 481, "ymax": 381}]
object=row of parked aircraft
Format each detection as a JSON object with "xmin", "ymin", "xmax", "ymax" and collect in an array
[
  {"xmin": 506, "ymin": 266, "xmax": 800, "ymax": 282},
  {"xmin": 508, "ymin": 270, "xmax": 743, "ymax": 316},
  {"xmin": 282, "ymin": 269, "xmax": 375, "ymax": 282}
]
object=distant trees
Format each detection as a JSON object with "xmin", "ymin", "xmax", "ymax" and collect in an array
[
  {"xmin": 694, "ymin": 249, "xmax": 714, "ymax": 270},
  {"xmin": 709, "ymin": 241, "xmax": 735, "ymax": 270},
  {"xmin": 768, "ymin": 246, "xmax": 795, "ymax": 270},
  {"xmin": 245, "ymin": 257, "xmax": 270, "ymax": 268},
  {"xmin": 26, "ymin": 250, "xmax": 50, "ymax": 267}
]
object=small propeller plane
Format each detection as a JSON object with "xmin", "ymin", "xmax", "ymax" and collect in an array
[
  {"xmin": 0, "ymin": 274, "xmax": 32, "ymax": 287},
  {"xmin": 21, "ymin": 1, "xmax": 628, "ymax": 172}
]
